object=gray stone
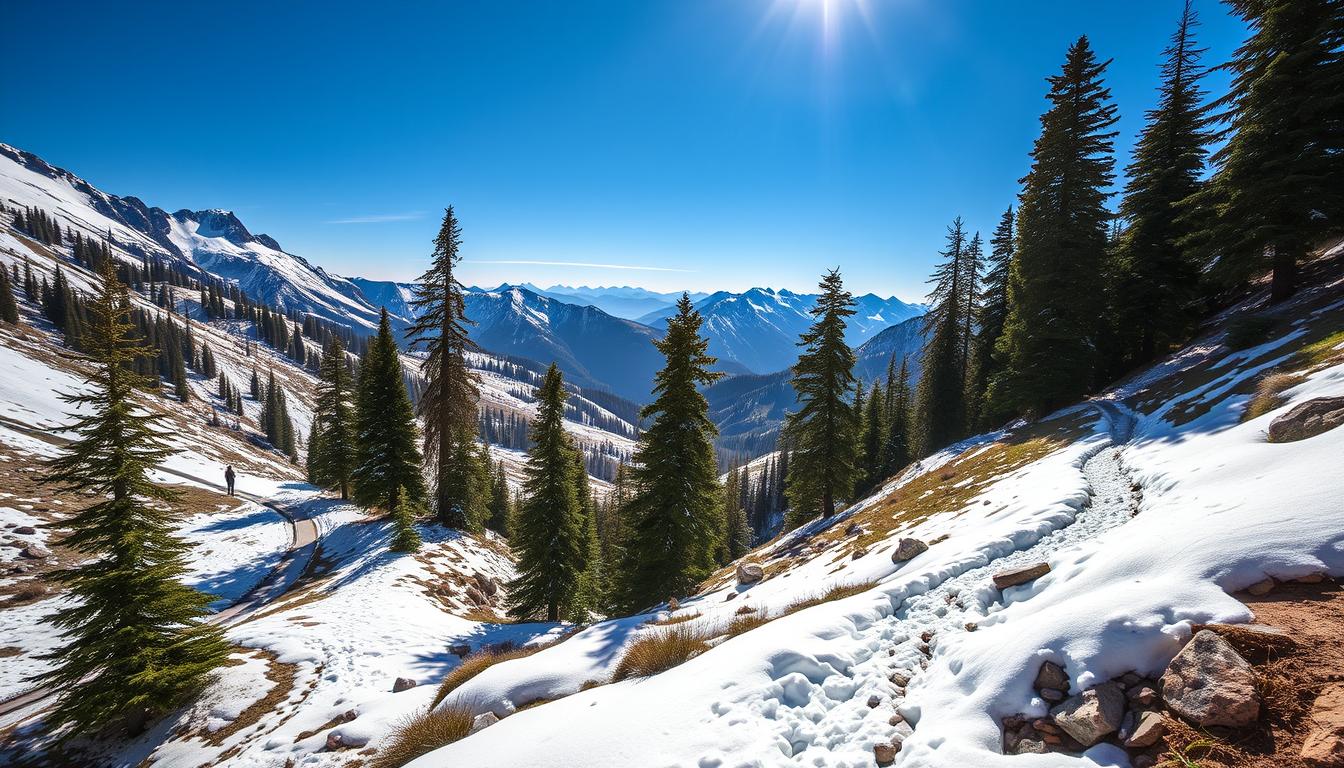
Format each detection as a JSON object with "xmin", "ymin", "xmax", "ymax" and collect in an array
[
  {"xmin": 1161, "ymin": 630, "xmax": 1261, "ymax": 728},
  {"xmin": 1039, "ymin": 687, "xmax": 1066, "ymax": 703},
  {"xmin": 13, "ymin": 526, "xmax": 36, "ymax": 535},
  {"xmin": 1033, "ymin": 660, "xmax": 1069, "ymax": 692},
  {"xmin": 392, "ymin": 677, "xmax": 417, "ymax": 692},
  {"xmin": 1013, "ymin": 738, "xmax": 1048, "ymax": 755},
  {"xmin": 1125, "ymin": 711, "xmax": 1166, "ymax": 748},
  {"xmin": 20, "ymin": 543, "xmax": 50, "ymax": 559},
  {"xmin": 993, "ymin": 562, "xmax": 1050, "ymax": 589},
  {"xmin": 1049, "ymin": 682, "xmax": 1126, "ymax": 747},
  {"xmin": 1268, "ymin": 396, "xmax": 1344, "ymax": 443},
  {"xmin": 469, "ymin": 711, "xmax": 500, "ymax": 734},
  {"xmin": 891, "ymin": 538, "xmax": 928, "ymax": 563},
  {"xmin": 736, "ymin": 562, "xmax": 764, "ymax": 585},
  {"xmin": 867, "ymin": 694, "xmax": 881, "ymax": 708}
]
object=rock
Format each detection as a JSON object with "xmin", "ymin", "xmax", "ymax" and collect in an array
[
  {"xmin": 1128, "ymin": 685, "xmax": 1158, "ymax": 706},
  {"xmin": 325, "ymin": 731, "xmax": 345, "ymax": 750},
  {"xmin": 20, "ymin": 543, "xmax": 50, "ymax": 559},
  {"xmin": 1032, "ymin": 719, "xmax": 1058, "ymax": 734},
  {"xmin": 891, "ymin": 538, "xmax": 928, "ymax": 563},
  {"xmin": 465, "ymin": 585, "xmax": 487, "ymax": 606},
  {"xmin": 964, "ymin": 622, "xmax": 978, "ymax": 632},
  {"xmin": 13, "ymin": 526, "xmax": 36, "ymax": 535},
  {"xmin": 888, "ymin": 713, "xmax": 905, "ymax": 726},
  {"xmin": 920, "ymin": 631, "xmax": 933, "ymax": 643},
  {"xmin": 1034, "ymin": 661, "xmax": 1069, "ymax": 692},
  {"xmin": 890, "ymin": 672, "xmax": 910, "ymax": 687},
  {"xmin": 852, "ymin": 548, "xmax": 868, "ymax": 560},
  {"xmin": 470, "ymin": 712, "xmax": 500, "ymax": 734},
  {"xmin": 1268, "ymin": 396, "xmax": 1344, "ymax": 443},
  {"xmin": 1161, "ymin": 629, "xmax": 1261, "ymax": 728},
  {"xmin": 867, "ymin": 694, "xmax": 881, "ymax": 708},
  {"xmin": 1125, "ymin": 711, "xmax": 1166, "ymax": 748},
  {"xmin": 1301, "ymin": 683, "xmax": 1344, "ymax": 767},
  {"xmin": 668, "ymin": 597, "xmax": 680, "ymax": 610},
  {"xmin": 845, "ymin": 522, "xmax": 863, "ymax": 536},
  {"xmin": 392, "ymin": 677, "xmax": 417, "ymax": 692},
  {"xmin": 993, "ymin": 562, "xmax": 1050, "ymax": 589},
  {"xmin": 1049, "ymin": 682, "xmax": 1125, "ymax": 747},
  {"xmin": 449, "ymin": 643, "xmax": 471, "ymax": 657},
  {"xmin": 736, "ymin": 562, "xmax": 764, "ymax": 585},
  {"xmin": 873, "ymin": 741, "xmax": 900, "ymax": 765},
  {"xmin": 1119, "ymin": 672, "xmax": 1143, "ymax": 687},
  {"xmin": 1246, "ymin": 577, "xmax": 1276, "ymax": 596},
  {"xmin": 1296, "ymin": 573, "xmax": 1327, "ymax": 584},
  {"xmin": 473, "ymin": 572, "xmax": 498, "ymax": 596},
  {"xmin": 1013, "ymin": 738, "xmax": 1048, "ymax": 755},
  {"xmin": 1133, "ymin": 756, "xmax": 1157, "ymax": 768},
  {"xmin": 1039, "ymin": 687, "xmax": 1066, "ymax": 703}
]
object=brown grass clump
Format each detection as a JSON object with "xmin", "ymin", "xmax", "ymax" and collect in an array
[
  {"xmin": 432, "ymin": 644, "xmax": 548, "ymax": 707},
  {"xmin": 781, "ymin": 579, "xmax": 877, "ymax": 616},
  {"xmin": 612, "ymin": 626, "xmax": 710, "ymax": 681},
  {"xmin": 649, "ymin": 611, "xmax": 701, "ymax": 626},
  {"xmin": 369, "ymin": 705, "xmax": 474, "ymax": 768},
  {"xmin": 725, "ymin": 611, "xmax": 772, "ymax": 638},
  {"xmin": 1243, "ymin": 372, "xmax": 1305, "ymax": 421},
  {"xmin": 8, "ymin": 581, "xmax": 48, "ymax": 604},
  {"xmin": 734, "ymin": 604, "xmax": 757, "ymax": 615}
]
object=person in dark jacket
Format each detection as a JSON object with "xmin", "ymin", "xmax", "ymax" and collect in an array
[{"xmin": 225, "ymin": 465, "xmax": 236, "ymax": 496}]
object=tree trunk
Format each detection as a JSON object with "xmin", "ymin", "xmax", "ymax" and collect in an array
[{"xmin": 1269, "ymin": 242, "xmax": 1298, "ymax": 304}]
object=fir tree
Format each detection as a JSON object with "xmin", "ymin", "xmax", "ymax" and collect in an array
[
  {"xmin": 1113, "ymin": 0, "xmax": 1212, "ymax": 366},
  {"xmin": 968, "ymin": 207, "xmax": 1014, "ymax": 430},
  {"xmin": 989, "ymin": 36, "xmax": 1119, "ymax": 417},
  {"xmin": 352, "ymin": 309, "xmax": 426, "ymax": 513},
  {"xmin": 784, "ymin": 269, "xmax": 859, "ymax": 525},
  {"xmin": 507, "ymin": 364, "xmax": 585, "ymax": 622},
  {"xmin": 616, "ymin": 295, "xmax": 724, "ymax": 611},
  {"xmin": 880, "ymin": 355, "xmax": 913, "ymax": 477},
  {"xmin": 311, "ymin": 336, "xmax": 356, "ymax": 499},
  {"xmin": 37, "ymin": 260, "xmax": 228, "ymax": 736},
  {"xmin": 914, "ymin": 218, "xmax": 975, "ymax": 455},
  {"xmin": 856, "ymin": 380, "xmax": 885, "ymax": 496},
  {"xmin": 486, "ymin": 460, "xmax": 511, "ymax": 537},
  {"xmin": 1183, "ymin": 0, "xmax": 1343, "ymax": 303},
  {"xmin": 0, "ymin": 267, "xmax": 19, "ymax": 325},
  {"xmin": 722, "ymin": 469, "xmax": 752, "ymax": 561},
  {"xmin": 406, "ymin": 207, "xmax": 482, "ymax": 529},
  {"xmin": 389, "ymin": 485, "xmax": 423, "ymax": 553}
]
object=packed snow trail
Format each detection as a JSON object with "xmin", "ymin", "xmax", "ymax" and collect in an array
[
  {"xmin": 0, "ymin": 415, "xmax": 325, "ymax": 719},
  {"xmin": 751, "ymin": 405, "xmax": 1140, "ymax": 763}
]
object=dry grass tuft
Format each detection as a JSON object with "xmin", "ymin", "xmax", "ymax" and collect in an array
[
  {"xmin": 734, "ymin": 604, "xmax": 757, "ymax": 615},
  {"xmin": 1243, "ymin": 372, "xmax": 1305, "ymax": 421},
  {"xmin": 369, "ymin": 704, "xmax": 474, "ymax": 768},
  {"xmin": 725, "ymin": 611, "xmax": 771, "ymax": 638},
  {"xmin": 612, "ymin": 625, "xmax": 710, "ymax": 681},
  {"xmin": 8, "ymin": 581, "xmax": 48, "ymax": 603},
  {"xmin": 649, "ymin": 611, "xmax": 701, "ymax": 626},
  {"xmin": 432, "ymin": 643, "xmax": 548, "ymax": 707}
]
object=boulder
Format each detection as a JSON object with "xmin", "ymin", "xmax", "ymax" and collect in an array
[
  {"xmin": 1160, "ymin": 629, "xmax": 1260, "ymax": 728},
  {"xmin": 1128, "ymin": 685, "xmax": 1158, "ymax": 706},
  {"xmin": 1033, "ymin": 660, "xmax": 1069, "ymax": 692},
  {"xmin": 325, "ymin": 731, "xmax": 345, "ymax": 750},
  {"xmin": 473, "ymin": 572, "xmax": 498, "ymax": 596},
  {"xmin": 845, "ymin": 522, "xmax": 863, "ymax": 536},
  {"xmin": 735, "ymin": 562, "xmax": 764, "ymax": 585},
  {"xmin": 1301, "ymin": 683, "xmax": 1344, "ymax": 767},
  {"xmin": 873, "ymin": 741, "xmax": 900, "ymax": 765},
  {"xmin": 1268, "ymin": 396, "xmax": 1344, "ymax": 443},
  {"xmin": 1049, "ymin": 682, "xmax": 1125, "ymax": 747},
  {"xmin": 891, "ymin": 538, "xmax": 928, "ymax": 563},
  {"xmin": 13, "ymin": 526, "xmax": 36, "ymax": 535},
  {"xmin": 1124, "ymin": 711, "xmax": 1166, "ymax": 748},
  {"xmin": 867, "ymin": 694, "xmax": 882, "ymax": 708},
  {"xmin": 20, "ymin": 543, "xmax": 50, "ymax": 559},
  {"xmin": 470, "ymin": 711, "xmax": 500, "ymax": 734},
  {"xmin": 1296, "ymin": 573, "xmax": 1327, "ymax": 584},
  {"xmin": 1039, "ymin": 687, "xmax": 1066, "ymax": 703},
  {"xmin": 392, "ymin": 677, "xmax": 417, "ymax": 693},
  {"xmin": 465, "ymin": 585, "xmax": 487, "ymax": 606},
  {"xmin": 449, "ymin": 643, "xmax": 471, "ymax": 657},
  {"xmin": 993, "ymin": 562, "xmax": 1050, "ymax": 589}
]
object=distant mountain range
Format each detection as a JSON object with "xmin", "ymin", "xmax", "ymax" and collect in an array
[{"xmin": 516, "ymin": 284, "xmax": 709, "ymax": 320}]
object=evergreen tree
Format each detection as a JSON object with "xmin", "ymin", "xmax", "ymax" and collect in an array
[
  {"xmin": 311, "ymin": 336, "xmax": 356, "ymax": 499},
  {"xmin": 1183, "ymin": 0, "xmax": 1343, "ymax": 303},
  {"xmin": 914, "ymin": 218, "xmax": 975, "ymax": 455},
  {"xmin": 352, "ymin": 309, "xmax": 426, "ymax": 513},
  {"xmin": 1113, "ymin": 0, "xmax": 1212, "ymax": 366},
  {"xmin": 968, "ymin": 207, "xmax": 1014, "ymax": 429},
  {"xmin": 880, "ymin": 355, "xmax": 913, "ymax": 477},
  {"xmin": 616, "ymin": 295, "xmax": 724, "ymax": 611},
  {"xmin": 406, "ymin": 207, "xmax": 482, "ymax": 529},
  {"xmin": 784, "ymin": 269, "xmax": 859, "ymax": 524},
  {"xmin": 507, "ymin": 364, "xmax": 585, "ymax": 622},
  {"xmin": 856, "ymin": 380, "xmax": 885, "ymax": 496},
  {"xmin": 989, "ymin": 36, "xmax": 1119, "ymax": 417},
  {"xmin": 486, "ymin": 460, "xmax": 511, "ymax": 537},
  {"xmin": 389, "ymin": 485, "xmax": 423, "ymax": 553},
  {"xmin": 722, "ymin": 468, "xmax": 752, "ymax": 561},
  {"xmin": 569, "ymin": 447, "xmax": 603, "ymax": 622},
  {"xmin": 0, "ymin": 267, "xmax": 19, "ymax": 325},
  {"xmin": 37, "ymin": 260, "xmax": 228, "ymax": 736}
]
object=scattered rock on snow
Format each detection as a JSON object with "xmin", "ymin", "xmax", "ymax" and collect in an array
[
  {"xmin": 1039, "ymin": 687, "xmax": 1066, "ymax": 703},
  {"xmin": 993, "ymin": 562, "xmax": 1050, "ymax": 589},
  {"xmin": 1301, "ymin": 683, "xmax": 1344, "ymax": 767},
  {"xmin": 867, "ymin": 694, "xmax": 882, "ymax": 708},
  {"xmin": 1160, "ymin": 629, "xmax": 1261, "ymax": 728},
  {"xmin": 1124, "ymin": 711, "xmax": 1166, "ymax": 748},
  {"xmin": 736, "ymin": 562, "xmax": 764, "ymax": 585},
  {"xmin": 470, "ymin": 712, "xmax": 500, "ymax": 734},
  {"xmin": 891, "ymin": 538, "xmax": 928, "ymax": 563},
  {"xmin": 12, "ymin": 526, "xmax": 36, "ymax": 535},
  {"xmin": 1049, "ymin": 682, "xmax": 1125, "ymax": 746},
  {"xmin": 1033, "ymin": 661, "xmax": 1069, "ymax": 692},
  {"xmin": 845, "ymin": 522, "xmax": 863, "ymax": 536},
  {"xmin": 1267, "ymin": 396, "xmax": 1344, "ymax": 443},
  {"xmin": 873, "ymin": 741, "xmax": 900, "ymax": 765},
  {"xmin": 325, "ymin": 731, "xmax": 346, "ymax": 751},
  {"xmin": 392, "ymin": 677, "xmax": 417, "ymax": 692},
  {"xmin": 20, "ymin": 543, "xmax": 50, "ymax": 559}
]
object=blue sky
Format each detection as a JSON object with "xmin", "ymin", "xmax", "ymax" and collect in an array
[{"xmin": 2, "ymin": 1, "xmax": 1246, "ymax": 300}]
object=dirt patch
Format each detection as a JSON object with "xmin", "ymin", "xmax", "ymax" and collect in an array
[{"xmin": 204, "ymin": 650, "xmax": 298, "ymax": 747}]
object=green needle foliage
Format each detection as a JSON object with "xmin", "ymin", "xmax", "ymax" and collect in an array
[
  {"xmin": 353, "ymin": 309, "xmax": 427, "ymax": 520},
  {"xmin": 38, "ymin": 260, "xmax": 229, "ymax": 738}
]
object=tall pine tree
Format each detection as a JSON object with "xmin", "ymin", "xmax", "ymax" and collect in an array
[
  {"xmin": 0, "ymin": 266, "xmax": 19, "ymax": 325},
  {"xmin": 406, "ymin": 207, "xmax": 482, "ymax": 529},
  {"xmin": 616, "ymin": 295, "xmax": 724, "ymax": 611},
  {"xmin": 784, "ymin": 269, "xmax": 859, "ymax": 524},
  {"xmin": 352, "ymin": 309, "xmax": 426, "ymax": 515},
  {"xmin": 968, "ymin": 207, "xmax": 1014, "ymax": 430},
  {"xmin": 914, "ymin": 218, "xmax": 975, "ymax": 456},
  {"xmin": 507, "ymin": 365, "xmax": 585, "ymax": 622},
  {"xmin": 311, "ymin": 336, "xmax": 356, "ymax": 499},
  {"xmin": 38, "ymin": 260, "xmax": 228, "ymax": 736},
  {"xmin": 990, "ymin": 36, "xmax": 1119, "ymax": 417}
]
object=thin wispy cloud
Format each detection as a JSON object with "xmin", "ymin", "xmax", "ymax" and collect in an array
[
  {"xmin": 326, "ymin": 212, "xmax": 425, "ymax": 224},
  {"xmin": 465, "ymin": 260, "xmax": 695, "ymax": 273}
]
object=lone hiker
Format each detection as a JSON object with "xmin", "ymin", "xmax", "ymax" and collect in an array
[{"xmin": 225, "ymin": 465, "xmax": 236, "ymax": 496}]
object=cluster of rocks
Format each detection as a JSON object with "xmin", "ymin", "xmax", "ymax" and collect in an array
[
  {"xmin": 1004, "ymin": 630, "xmax": 1262, "ymax": 765},
  {"xmin": 463, "ymin": 571, "xmax": 498, "ymax": 608}
]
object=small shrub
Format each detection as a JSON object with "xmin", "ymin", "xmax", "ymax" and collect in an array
[
  {"xmin": 369, "ymin": 704, "xmax": 474, "ymax": 768},
  {"xmin": 725, "ymin": 611, "xmax": 771, "ymax": 638},
  {"xmin": 612, "ymin": 625, "xmax": 710, "ymax": 681},
  {"xmin": 432, "ymin": 644, "xmax": 547, "ymax": 707},
  {"xmin": 1243, "ymin": 372, "xmax": 1303, "ymax": 421},
  {"xmin": 734, "ymin": 604, "xmax": 756, "ymax": 615},
  {"xmin": 650, "ymin": 611, "xmax": 700, "ymax": 626},
  {"xmin": 9, "ymin": 581, "xmax": 47, "ymax": 603},
  {"xmin": 1224, "ymin": 314, "xmax": 1278, "ymax": 350}
]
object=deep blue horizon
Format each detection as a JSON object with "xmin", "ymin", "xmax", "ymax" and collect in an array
[{"xmin": 1, "ymin": 1, "xmax": 1247, "ymax": 301}]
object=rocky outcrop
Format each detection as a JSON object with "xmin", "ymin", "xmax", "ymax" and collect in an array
[
  {"xmin": 1268, "ymin": 396, "xmax": 1344, "ymax": 443},
  {"xmin": 1160, "ymin": 630, "xmax": 1261, "ymax": 728},
  {"xmin": 736, "ymin": 562, "xmax": 764, "ymax": 585}
]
